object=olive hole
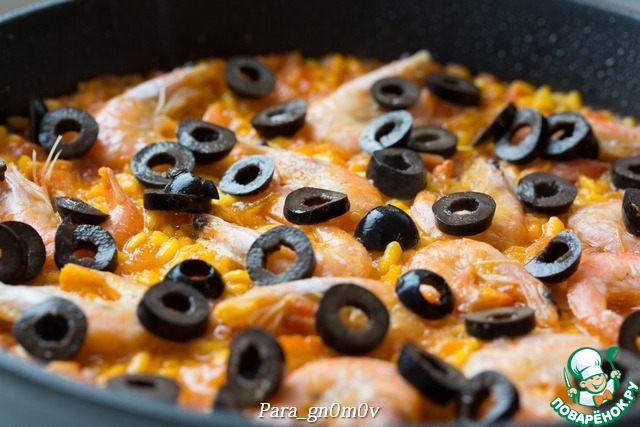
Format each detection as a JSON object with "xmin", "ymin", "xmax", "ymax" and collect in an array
[
  {"xmin": 179, "ymin": 259, "xmax": 213, "ymax": 280},
  {"xmin": 338, "ymin": 305, "xmax": 369, "ymax": 330},
  {"xmin": 537, "ymin": 240, "xmax": 570, "ymax": 264},
  {"xmin": 442, "ymin": 75, "xmax": 461, "ymax": 85},
  {"xmin": 235, "ymin": 165, "xmax": 261, "ymax": 186},
  {"xmin": 380, "ymin": 84, "xmax": 404, "ymax": 96},
  {"xmin": 627, "ymin": 164, "xmax": 640, "ymax": 175},
  {"xmin": 54, "ymin": 119, "xmax": 82, "ymax": 143},
  {"xmin": 383, "ymin": 154, "xmax": 412, "ymax": 171},
  {"xmin": 265, "ymin": 243, "xmax": 296, "ymax": 274},
  {"xmin": 148, "ymin": 153, "xmax": 177, "ymax": 173},
  {"xmin": 551, "ymin": 124, "xmax": 574, "ymax": 141},
  {"xmin": 419, "ymin": 354, "xmax": 449, "ymax": 375},
  {"xmin": 375, "ymin": 121, "xmax": 397, "ymax": 142},
  {"xmin": 74, "ymin": 241, "xmax": 98, "ymax": 260},
  {"xmin": 468, "ymin": 388, "xmax": 495, "ymax": 421},
  {"xmin": 419, "ymin": 283, "xmax": 443, "ymax": 304},
  {"xmin": 487, "ymin": 312, "xmax": 517, "ymax": 321},
  {"xmin": 238, "ymin": 345, "xmax": 261, "ymax": 381},
  {"xmin": 191, "ymin": 127, "xmax": 220, "ymax": 143},
  {"xmin": 126, "ymin": 378, "xmax": 158, "ymax": 389},
  {"xmin": 303, "ymin": 196, "xmax": 330, "ymax": 207},
  {"xmin": 239, "ymin": 65, "xmax": 261, "ymax": 82},
  {"xmin": 413, "ymin": 132, "xmax": 440, "ymax": 143},
  {"xmin": 448, "ymin": 198, "xmax": 480, "ymax": 215},
  {"xmin": 509, "ymin": 125, "xmax": 532, "ymax": 145},
  {"xmin": 266, "ymin": 109, "xmax": 290, "ymax": 123},
  {"xmin": 35, "ymin": 313, "xmax": 69, "ymax": 342},
  {"xmin": 162, "ymin": 292, "xmax": 193, "ymax": 313},
  {"xmin": 533, "ymin": 181, "xmax": 559, "ymax": 198}
]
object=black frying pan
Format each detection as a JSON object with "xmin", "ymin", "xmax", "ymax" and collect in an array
[{"xmin": 0, "ymin": 0, "xmax": 639, "ymax": 425}]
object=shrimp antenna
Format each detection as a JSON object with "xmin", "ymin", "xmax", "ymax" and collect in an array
[
  {"xmin": 154, "ymin": 84, "xmax": 167, "ymax": 116},
  {"xmin": 33, "ymin": 134, "xmax": 62, "ymax": 198}
]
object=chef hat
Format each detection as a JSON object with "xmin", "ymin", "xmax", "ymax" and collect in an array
[{"xmin": 568, "ymin": 347, "xmax": 604, "ymax": 381}]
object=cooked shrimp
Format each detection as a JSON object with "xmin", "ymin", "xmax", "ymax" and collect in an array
[
  {"xmin": 583, "ymin": 108, "xmax": 640, "ymax": 159},
  {"xmin": 306, "ymin": 51, "xmax": 431, "ymax": 154},
  {"xmin": 90, "ymin": 61, "xmax": 223, "ymax": 170},
  {"xmin": 0, "ymin": 164, "xmax": 60, "ymax": 272},
  {"xmin": 567, "ymin": 252, "xmax": 640, "ymax": 343},
  {"xmin": 250, "ymin": 358, "xmax": 424, "ymax": 426},
  {"xmin": 463, "ymin": 333, "xmax": 599, "ymax": 421},
  {"xmin": 97, "ymin": 167, "xmax": 144, "ymax": 249},
  {"xmin": 567, "ymin": 198, "xmax": 640, "ymax": 253},
  {"xmin": 406, "ymin": 239, "xmax": 559, "ymax": 328},
  {"xmin": 196, "ymin": 215, "xmax": 261, "ymax": 267},
  {"xmin": 519, "ymin": 158, "xmax": 609, "ymax": 183}
]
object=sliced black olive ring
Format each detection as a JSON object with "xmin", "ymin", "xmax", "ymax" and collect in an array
[
  {"xmin": 315, "ymin": 284, "xmax": 389, "ymax": 355},
  {"xmin": 219, "ymin": 155, "xmax": 275, "ymax": 196},
  {"xmin": 223, "ymin": 328, "xmax": 285, "ymax": 406},
  {"xmin": 38, "ymin": 107, "xmax": 99, "ymax": 159},
  {"xmin": 143, "ymin": 190, "xmax": 212, "ymax": 214},
  {"xmin": 623, "ymin": 188, "xmax": 640, "ymax": 236},
  {"xmin": 425, "ymin": 72, "xmax": 481, "ymax": 106},
  {"xmin": 283, "ymin": 187, "xmax": 350, "ymax": 225},
  {"xmin": 165, "ymin": 259, "xmax": 224, "ymax": 300},
  {"xmin": 524, "ymin": 231, "xmax": 581, "ymax": 283},
  {"xmin": 355, "ymin": 205, "xmax": 419, "ymax": 251},
  {"xmin": 54, "ymin": 196, "xmax": 110, "ymax": 225},
  {"xmin": 612, "ymin": 156, "xmax": 640, "ymax": 189},
  {"xmin": 246, "ymin": 226, "xmax": 315, "ymax": 286},
  {"xmin": 1, "ymin": 221, "xmax": 46, "ymax": 281},
  {"xmin": 29, "ymin": 97, "xmax": 48, "ymax": 143},
  {"xmin": 366, "ymin": 148, "xmax": 427, "ymax": 199},
  {"xmin": 397, "ymin": 341, "xmax": 467, "ymax": 404},
  {"xmin": 136, "ymin": 280, "xmax": 211, "ymax": 342},
  {"xmin": 456, "ymin": 370, "xmax": 520, "ymax": 426},
  {"xmin": 54, "ymin": 218, "xmax": 118, "ymax": 272},
  {"xmin": 251, "ymin": 99, "xmax": 307, "ymax": 139},
  {"xmin": 371, "ymin": 77, "xmax": 421, "ymax": 110},
  {"xmin": 12, "ymin": 298, "xmax": 87, "ymax": 361},
  {"xmin": 224, "ymin": 56, "xmax": 276, "ymax": 99},
  {"xmin": 432, "ymin": 192, "xmax": 496, "ymax": 236},
  {"xmin": 0, "ymin": 223, "xmax": 28, "ymax": 284},
  {"xmin": 106, "ymin": 374, "xmax": 181, "ymax": 404},
  {"xmin": 493, "ymin": 108, "xmax": 548, "ymax": 164},
  {"xmin": 407, "ymin": 126, "xmax": 458, "ymax": 157},
  {"xmin": 131, "ymin": 142, "xmax": 196, "ymax": 188},
  {"xmin": 359, "ymin": 110, "xmax": 413, "ymax": 154},
  {"xmin": 395, "ymin": 269, "xmax": 454, "ymax": 320},
  {"xmin": 471, "ymin": 103, "xmax": 517, "ymax": 147},
  {"xmin": 464, "ymin": 306, "xmax": 535, "ymax": 340},
  {"xmin": 619, "ymin": 311, "xmax": 640, "ymax": 357},
  {"xmin": 516, "ymin": 172, "xmax": 577, "ymax": 215},
  {"xmin": 177, "ymin": 119, "xmax": 237, "ymax": 163},
  {"xmin": 543, "ymin": 111, "xmax": 599, "ymax": 160}
]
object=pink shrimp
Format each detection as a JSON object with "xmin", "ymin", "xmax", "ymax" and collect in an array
[
  {"xmin": 406, "ymin": 239, "xmax": 559, "ymax": 328},
  {"xmin": 583, "ymin": 108, "xmax": 640, "ymax": 160},
  {"xmin": 567, "ymin": 252, "xmax": 640, "ymax": 343}
]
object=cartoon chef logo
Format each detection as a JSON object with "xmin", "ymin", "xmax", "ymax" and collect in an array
[{"xmin": 565, "ymin": 347, "xmax": 621, "ymax": 407}]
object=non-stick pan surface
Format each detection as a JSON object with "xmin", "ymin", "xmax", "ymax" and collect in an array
[{"xmin": 1, "ymin": 0, "xmax": 640, "ymax": 425}]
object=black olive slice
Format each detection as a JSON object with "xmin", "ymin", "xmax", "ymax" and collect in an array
[
  {"xmin": 12, "ymin": 298, "xmax": 87, "ymax": 360},
  {"xmin": 0, "ymin": 158, "xmax": 5, "ymax": 181},
  {"xmin": 619, "ymin": 311, "xmax": 640, "ymax": 357},
  {"xmin": 164, "ymin": 170, "xmax": 219, "ymax": 199},
  {"xmin": 355, "ymin": 205, "xmax": 419, "ymax": 251},
  {"xmin": 407, "ymin": 126, "xmax": 458, "ymax": 157},
  {"xmin": 177, "ymin": 119, "xmax": 237, "ymax": 163},
  {"xmin": 397, "ymin": 341, "xmax": 466, "ymax": 404},
  {"xmin": 251, "ymin": 99, "xmax": 307, "ymax": 139},
  {"xmin": 316, "ymin": 284, "xmax": 389, "ymax": 354},
  {"xmin": 425, "ymin": 73, "xmax": 481, "ymax": 106},
  {"xmin": 493, "ymin": 108, "xmax": 548, "ymax": 164},
  {"xmin": 38, "ymin": 107, "xmax": 99, "ymax": 159},
  {"xmin": 395, "ymin": 269, "xmax": 454, "ymax": 320},
  {"xmin": 246, "ymin": 226, "xmax": 315, "ymax": 286},
  {"xmin": 516, "ymin": 172, "xmax": 577, "ymax": 215},
  {"xmin": 0, "ymin": 224, "xmax": 27, "ymax": 283},
  {"xmin": 106, "ymin": 374, "xmax": 180, "ymax": 404},
  {"xmin": 136, "ymin": 280, "xmax": 210, "ymax": 342},
  {"xmin": 219, "ymin": 155, "xmax": 275, "ymax": 196},
  {"xmin": 224, "ymin": 328, "xmax": 285, "ymax": 405},
  {"xmin": 130, "ymin": 142, "xmax": 196, "ymax": 188},
  {"xmin": 524, "ymin": 231, "xmax": 581, "ymax": 283},
  {"xmin": 623, "ymin": 188, "xmax": 640, "ymax": 236},
  {"xmin": 29, "ymin": 97, "xmax": 48, "ymax": 143},
  {"xmin": 456, "ymin": 370, "xmax": 520, "ymax": 426},
  {"xmin": 366, "ymin": 148, "xmax": 427, "ymax": 199},
  {"xmin": 612, "ymin": 157, "xmax": 640, "ymax": 189},
  {"xmin": 432, "ymin": 192, "xmax": 496, "ymax": 236},
  {"xmin": 283, "ymin": 187, "xmax": 350, "ymax": 225},
  {"xmin": 471, "ymin": 103, "xmax": 517, "ymax": 147},
  {"xmin": 464, "ymin": 307, "xmax": 535, "ymax": 340},
  {"xmin": 543, "ymin": 112, "xmax": 599, "ymax": 160},
  {"xmin": 54, "ymin": 218, "xmax": 118, "ymax": 272},
  {"xmin": 371, "ymin": 77, "xmax": 421, "ymax": 111},
  {"xmin": 165, "ymin": 259, "xmax": 224, "ymax": 300},
  {"xmin": 143, "ymin": 190, "xmax": 212, "ymax": 214},
  {"xmin": 54, "ymin": 197, "xmax": 110, "ymax": 225},
  {"xmin": 1, "ymin": 221, "xmax": 46, "ymax": 281},
  {"xmin": 359, "ymin": 110, "xmax": 413, "ymax": 154},
  {"xmin": 224, "ymin": 56, "xmax": 276, "ymax": 99}
]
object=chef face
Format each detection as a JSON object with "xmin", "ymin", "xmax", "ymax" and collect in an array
[{"xmin": 580, "ymin": 373, "xmax": 608, "ymax": 393}]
